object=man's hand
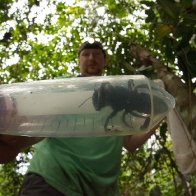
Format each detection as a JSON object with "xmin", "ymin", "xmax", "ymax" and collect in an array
[
  {"xmin": 0, "ymin": 134, "xmax": 43, "ymax": 164},
  {"xmin": 123, "ymin": 119, "xmax": 164, "ymax": 152},
  {"xmin": 123, "ymin": 129, "xmax": 155, "ymax": 152},
  {"xmin": 0, "ymin": 94, "xmax": 17, "ymax": 132},
  {"xmin": 0, "ymin": 84, "xmax": 43, "ymax": 164}
]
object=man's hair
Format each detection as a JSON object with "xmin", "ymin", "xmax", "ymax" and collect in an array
[{"xmin": 78, "ymin": 41, "xmax": 106, "ymax": 57}]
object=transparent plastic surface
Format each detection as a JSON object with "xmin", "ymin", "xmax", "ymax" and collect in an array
[{"xmin": 0, "ymin": 75, "xmax": 175, "ymax": 137}]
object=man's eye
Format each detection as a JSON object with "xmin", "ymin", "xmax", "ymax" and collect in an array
[{"xmin": 82, "ymin": 53, "xmax": 89, "ymax": 56}]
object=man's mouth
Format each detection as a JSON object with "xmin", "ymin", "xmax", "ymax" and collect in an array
[{"xmin": 88, "ymin": 63, "xmax": 96, "ymax": 66}]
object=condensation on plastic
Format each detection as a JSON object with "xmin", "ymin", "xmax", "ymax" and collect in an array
[{"xmin": 0, "ymin": 75, "xmax": 175, "ymax": 137}]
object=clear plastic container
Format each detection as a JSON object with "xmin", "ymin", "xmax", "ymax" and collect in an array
[{"xmin": 0, "ymin": 75, "xmax": 175, "ymax": 137}]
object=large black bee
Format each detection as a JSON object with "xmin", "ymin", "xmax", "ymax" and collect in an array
[{"xmin": 92, "ymin": 79, "xmax": 168, "ymax": 132}]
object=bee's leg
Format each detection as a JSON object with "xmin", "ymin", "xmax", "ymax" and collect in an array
[
  {"xmin": 104, "ymin": 110, "xmax": 117, "ymax": 132},
  {"xmin": 128, "ymin": 79, "xmax": 135, "ymax": 91},
  {"xmin": 122, "ymin": 111, "xmax": 133, "ymax": 128},
  {"xmin": 123, "ymin": 110, "xmax": 152, "ymax": 129},
  {"xmin": 140, "ymin": 117, "xmax": 150, "ymax": 130}
]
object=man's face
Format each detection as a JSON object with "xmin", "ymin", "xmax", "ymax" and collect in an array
[{"xmin": 79, "ymin": 48, "xmax": 106, "ymax": 76}]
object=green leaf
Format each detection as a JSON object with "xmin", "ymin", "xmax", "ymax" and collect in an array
[
  {"xmin": 157, "ymin": 0, "xmax": 179, "ymax": 19},
  {"xmin": 155, "ymin": 23, "xmax": 173, "ymax": 40}
]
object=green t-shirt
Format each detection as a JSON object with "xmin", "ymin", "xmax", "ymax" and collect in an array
[{"xmin": 28, "ymin": 136, "xmax": 123, "ymax": 196}]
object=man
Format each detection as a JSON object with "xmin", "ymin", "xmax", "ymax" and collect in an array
[{"xmin": 0, "ymin": 41, "xmax": 155, "ymax": 195}]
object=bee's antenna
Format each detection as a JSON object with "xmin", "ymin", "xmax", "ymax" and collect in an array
[{"xmin": 78, "ymin": 96, "xmax": 92, "ymax": 108}]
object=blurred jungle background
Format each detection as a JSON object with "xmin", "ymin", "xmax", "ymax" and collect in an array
[{"xmin": 0, "ymin": 0, "xmax": 196, "ymax": 195}]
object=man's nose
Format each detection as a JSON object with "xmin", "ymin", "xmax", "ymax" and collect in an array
[{"xmin": 88, "ymin": 53, "xmax": 95, "ymax": 60}]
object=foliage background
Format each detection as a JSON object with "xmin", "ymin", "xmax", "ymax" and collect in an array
[{"xmin": 0, "ymin": 0, "xmax": 196, "ymax": 195}]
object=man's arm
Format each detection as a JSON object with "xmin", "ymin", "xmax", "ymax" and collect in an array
[
  {"xmin": 123, "ymin": 129, "xmax": 155, "ymax": 152},
  {"xmin": 123, "ymin": 118, "xmax": 165, "ymax": 152},
  {"xmin": 0, "ymin": 85, "xmax": 43, "ymax": 164},
  {"xmin": 0, "ymin": 134, "xmax": 43, "ymax": 164}
]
